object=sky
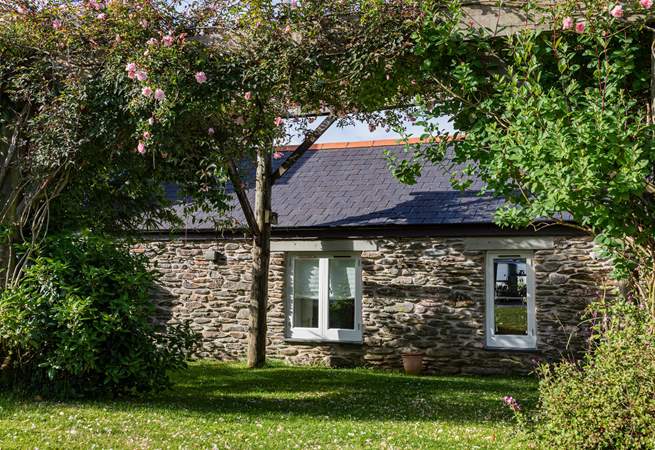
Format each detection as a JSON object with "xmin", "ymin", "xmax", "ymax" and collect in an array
[{"xmin": 284, "ymin": 115, "xmax": 455, "ymax": 145}]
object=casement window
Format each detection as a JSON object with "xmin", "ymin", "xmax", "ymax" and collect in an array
[
  {"xmin": 485, "ymin": 252, "xmax": 536, "ymax": 349},
  {"xmin": 286, "ymin": 254, "xmax": 362, "ymax": 342}
]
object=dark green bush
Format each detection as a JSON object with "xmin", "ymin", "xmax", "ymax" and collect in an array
[
  {"xmin": 533, "ymin": 301, "xmax": 655, "ymax": 449},
  {"xmin": 0, "ymin": 232, "xmax": 199, "ymax": 397}
]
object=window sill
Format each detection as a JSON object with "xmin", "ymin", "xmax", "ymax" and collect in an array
[
  {"xmin": 284, "ymin": 337, "xmax": 363, "ymax": 345},
  {"xmin": 484, "ymin": 346, "xmax": 539, "ymax": 353}
]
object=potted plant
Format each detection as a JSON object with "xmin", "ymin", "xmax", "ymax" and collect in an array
[{"xmin": 401, "ymin": 348, "xmax": 425, "ymax": 375}]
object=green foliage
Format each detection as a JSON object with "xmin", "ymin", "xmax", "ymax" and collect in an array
[
  {"xmin": 398, "ymin": 0, "xmax": 655, "ymax": 282},
  {"xmin": 0, "ymin": 232, "xmax": 199, "ymax": 397},
  {"xmin": 533, "ymin": 300, "xmax": 655, "ymax": 449}
]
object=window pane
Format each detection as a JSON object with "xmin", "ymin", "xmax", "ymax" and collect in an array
[
  {"xmin": 293, "ymin": 259, "xmax": 319, "ymax": 328},
  {"xmin": 328, "ymin": 258, "xmax": 356, "ymax": 330},
  {"xmin": 493, "ymin": 258, "xmax": 528, "ymax": 336}
]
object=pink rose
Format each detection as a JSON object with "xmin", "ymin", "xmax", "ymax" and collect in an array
[
  {"xmin": 127, "ymin": 70, "xmax": 136, "ymax": 79},
  {"xmin": 52, "ymin": 19, "xmax": 62, "ymax": 29},
  {"xmin": 641, "ymin": 0, "xmax": 653, "ymax": 8},
  {"xmin": 162, "ymin": 35, "xmax": 174, "ymax": 46},
  {"xmin": 97, "ymin": 13, "xmax": 106, "ymax": 20},
  {"xmin": 274, "ymin": 116, "xmax": 284, "ymax": 127},
  {"xmin": 244, "ymin": 91, "xmax": 252, "ymax": 101},
  {"xmin": 208, "ymin": 127, "xmax": 215, "ymax": 136},
  {"xmin": 136, "ymin": 70, "xmax": 148, "ymax": 81},
  {"xmin": 125, "ymin": 62, "xmax": 137, "ymax": 72},
  {"xmin": 575, "ymin": 22, "xmax": 586, "ymax": 33},
  {"xmin": 194, "ymin": 71, "xmax": 207, "ymax": 84},
  {"xmin": 290, "ymin": 0, "xmax": 297, "ymax": 7},
  {"xmin": 143, "ymin": 131, "xmax": 151, "ymax": 140},
  {"xmin": 16, "ymin": 6, "xmax": 27, "ymax": 14},
  {"xmin": 273, "ymin": 151, "xmax": 284, "ymax": 159},
  {"xmin": 562, "ymin": 16, "xmax": 574, "ymax": 30},
  {"xmin": 137, "ymin": 141, "xmax": 146, "ymax": 154},
  {"xmin": 147, "ymin": 38, "xmax": 158, "ymax": 46},
  {"xmin": 142, "ymin": 86, "xmax": 153, "ymax": 97},
  {"xmin": 610, "ymin": 4, "xmax": 623, "ymax": 18},
  {"xmin": 154, "ymin": 89, "xmax": 165, "ymax": 101}
]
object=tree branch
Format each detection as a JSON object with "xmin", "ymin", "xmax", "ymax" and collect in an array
[
  {"xmin": 227, "ymin": 159, "xmax": 259, "ymax": 236},
  {"xmin": 0, "ymin": 102, "xmax": 30, "ymax": 192},
  {"xmin": 271, "ymin": 115, "xmax": 336, "ymax": 184}
]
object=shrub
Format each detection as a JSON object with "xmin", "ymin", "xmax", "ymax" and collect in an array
[
  {"xmin": 0, "ymin": 232, "xmax": 199, "ymax": 397},
  {"xmin": 532, "ymin": 300, "xmax": 655, "ymax": 449}
]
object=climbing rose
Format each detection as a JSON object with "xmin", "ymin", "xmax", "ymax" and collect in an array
[
  {"xmin": 141, "ymin": 86, "xmax": 153, "ymax": 97},
  {"xmin": 125, "ymin": 62, "xmax": 137, "ymax": 72},
  {"xmin": 244, "ymin": 91, "xmax": 252, "ymax": 100},
  {"xmin": 154, "ymin": 89, "xmax": 165, "ymax": 101},
  {"xmin": 162, "ymin": 35, "xmax": 174, "ymax": 46},
  {"xmin": 137, "ymin": 141, "xmax": 146, "ymax": 154},
  {"xmin": 273, "ymin": 151, "xmax": 284, "ymax": 159},
  {"xmin": 194, "ymin": 71, "xmax": 207, "ymax": 84},
  {"xmin": 610, "ymin": 4, "xmax": 623, "ymax": 17},
  {"xmin": 136, "ymin": 70, "xmax": 148, "ymax": 81},
  {"xmin": 208, "ymin": 127, "xmax": 215, "ymax": 136},
  {"xmin": 562, "ymin": 17, "xmax": 573, "ymax": 29},
  {"xmin": 52, "ymin": 19, "xmax": 62, "ymax": 29},
  {"xmin": 641, "ymin": 0, "xmax": 653, "ymax": 8},
  {"xmin": 143, "ymin": 131, "xmax": 151, "ymax": 140},
  {"xmin": 575, "ymin": 22, "xmax": 585, "ymax": 33},
  {"xmin": 274, "ymin": 116, "xmax": 284, "ymax": 127},
  {"xmin": 127, "ymin": 71, "xmax": 136, "ymax": 79}
]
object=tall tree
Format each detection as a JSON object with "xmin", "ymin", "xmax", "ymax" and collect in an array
[
  {"xmin": 1, "ymin": 0, "xmax": 423, "ymax": 368},
  {"xmin": 393, "ymin": 0, "xmax": 655, "ymax": 309}
]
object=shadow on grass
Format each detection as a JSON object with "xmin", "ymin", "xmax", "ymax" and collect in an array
[
  {"xmin": 0, "ymin": 361, "xmax": 538, "ymax": 425},
  {"xmin": 123, "ymin": 361, "xmax": 539, "ymax": 424}
]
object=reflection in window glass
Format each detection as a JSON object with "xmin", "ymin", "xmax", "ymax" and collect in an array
[
  {"xmin": 493, "ymin": 258, "xmax": 528, "ymax": 336},
  {"xmin": 328, "ymin": 258, "xmax": 356, "ymax": 329},
  {"xmin": 293, "ymin": 259, "xmax": 319, "ymax": 328}
]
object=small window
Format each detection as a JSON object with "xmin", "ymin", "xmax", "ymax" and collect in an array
[
  {"xmin": 287, "ymin": 254, "xmax": 362, "ymax": 342},
  {"xmin": 485, "ymin": 252, "xmax": 536, "ymax": 349}
]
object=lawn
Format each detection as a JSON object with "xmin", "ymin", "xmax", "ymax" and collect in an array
[{"xmin": 0, "ymin": 361, "xmax": 537, "ymax": 449}]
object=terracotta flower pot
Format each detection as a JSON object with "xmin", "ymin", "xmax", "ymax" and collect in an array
[{"xmin": 402, "ymin": 352, "xmax": 424, "ymax": 375}]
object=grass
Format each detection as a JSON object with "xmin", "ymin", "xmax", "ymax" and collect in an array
[{"xmin": 0, "ymin": 361, "xmax": 538, "ymax": 449}]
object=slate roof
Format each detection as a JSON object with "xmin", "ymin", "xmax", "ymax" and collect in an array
[{"xmin": 166, "ymin": 143, "xmax": 504, "ymax": 231}]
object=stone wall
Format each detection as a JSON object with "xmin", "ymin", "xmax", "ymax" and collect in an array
[{"xmin": 135, "ymin": 235, "xmax": 613, "ymax": 375}]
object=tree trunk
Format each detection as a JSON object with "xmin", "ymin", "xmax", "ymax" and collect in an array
[{"xmin": 247, "ymin": 147, "xmax": 272, "ymax": 368}]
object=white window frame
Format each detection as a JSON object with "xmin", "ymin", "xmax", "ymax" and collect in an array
[
  {"xmin": 485, "ymin": 251, "xmax": 537, "ymax": 349},
  {"xmin": 286, "ymin": 253, "xmax": 363, "ymax": 343}
]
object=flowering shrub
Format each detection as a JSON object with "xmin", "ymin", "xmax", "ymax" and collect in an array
[
  {"xmin": 0, "ymin": 232, "xmax": 199, "ymax": 397},
  {"xmin": 532, "ymin": 301, "xmax": 655, "ymax": 448}
]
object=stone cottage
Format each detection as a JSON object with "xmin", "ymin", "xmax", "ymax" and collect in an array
[{"xmin": 136, "ymin": 140, "xmax": 612, "ymax": 375}]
